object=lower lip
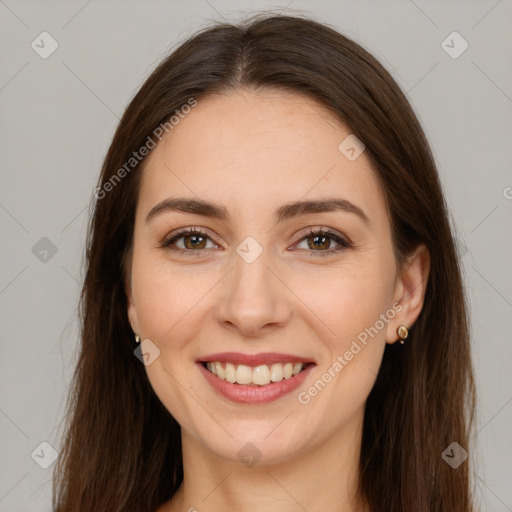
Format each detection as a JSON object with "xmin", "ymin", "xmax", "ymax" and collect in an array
[{"xmin": 197, "ymin": 362, "xmax": 315, "ymax": 404}]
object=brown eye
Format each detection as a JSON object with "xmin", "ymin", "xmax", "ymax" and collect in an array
[
  {"xmin": 182, "ymin": 233, "xmax": 207, "ymax": 250},
  {"xmin": 306, "ymin": 233, "xmax": 331, "ymax": 250},
  {"xmin": 294, "ymin": 228, "xmax": 351, "ymax": 256},
  {"xmin": 162, "ymin": 227, "xmax": 350, "ymax": 257},
  {"xmin": 163, "ymin": 228, "xmax": 217, "ymax": 252}
]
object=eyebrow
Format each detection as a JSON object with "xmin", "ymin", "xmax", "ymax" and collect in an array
[{"xmin": 144, "ymin": 196, "xmax": 370, "ymax": 226}]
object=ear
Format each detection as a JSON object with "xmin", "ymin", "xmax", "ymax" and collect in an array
[
  {"xmin": 127, "ymin": 289, "xmax": 138, "ymax": 334},
  {"xmin": 123, "ymin": 250, "xmax": 139, "ymax": 334},
  {"xmin": 386, "ymin": 243, "xmax": 430, "ymax": 344}
]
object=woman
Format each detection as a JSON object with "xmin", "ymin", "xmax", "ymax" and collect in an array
[{"xmin": 52, "ymin": 13, "xmax": 476, "ymax": 512}]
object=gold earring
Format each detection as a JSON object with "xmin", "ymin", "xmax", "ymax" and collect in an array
[{"xmin": 396, "ymin": 325, "xmax": 408, "ymax": 344}]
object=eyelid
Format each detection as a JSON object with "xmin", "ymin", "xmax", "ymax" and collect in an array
[
  {"xmin": 161, "ymin": 225, "xmax": 351, "ymax": 254},
  {"xmin": 291, "ymin": 225, "xmax": 350, "ymax": 246},
  {"xmin": 161, "ymin": 226, "xmax": 220, "ymax": 248}
]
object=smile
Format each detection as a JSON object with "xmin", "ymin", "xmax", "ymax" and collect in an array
[
  {"xmin": 196, "ymin": 352, "xmax": 316, "ymax": 404},
  {"xmin": 202, "ymin": 361, "xmax": 312, "ymax": 386}
]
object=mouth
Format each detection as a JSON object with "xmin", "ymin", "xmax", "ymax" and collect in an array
[
  {"xmin": 197, "ymin": 357, "xmax": 316, "ymax": 404},
  {"xmin": 200, "ymin": 360, "xmax": 315, "ymax": 386}
]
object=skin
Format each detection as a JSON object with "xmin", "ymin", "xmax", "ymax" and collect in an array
[{"xmin": 126, "ymin": 88, "xmax": 430, "ymax": 512}]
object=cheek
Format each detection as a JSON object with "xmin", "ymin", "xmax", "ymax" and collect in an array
[
  {"xmin": 131, "ymin": 254, "xmax": 212, "ymax": 344},
  {"xmin": 292, "ymin": 266, "xmax": 393, "ymax": 422},
  {"xmin": 291, "ymin": 263, "xmax": 393, "ymax": 349},
  {"xmin": 295, "ymin": 280, "xmax": 389, "ymax": 437},
  {"xmin": 131, "ymin": 260, "xmax": 209, "ymax": 427}
]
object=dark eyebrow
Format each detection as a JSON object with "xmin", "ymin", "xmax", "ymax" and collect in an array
[{"xmin": 145, "ymin": 197, "xmax": 370, "ymax": 226}]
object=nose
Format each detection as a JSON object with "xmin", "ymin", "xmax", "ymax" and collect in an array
[{"xmin": 216, "ymin": 250, "xmax": 292, "ymax": 338}]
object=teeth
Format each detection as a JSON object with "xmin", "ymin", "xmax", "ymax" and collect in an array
[
  {"xmin": 235, "ymin": 364, "xmax": 252, "ymax": 385},
  {"xmin": 252, "ymin": 365, "xmax": 271, "ymax": 385},
  {"xmin": 293, "ymin": 362, "xmax": 304, "ymax": 375},
  {"xmin": 225, "ymin": 362, "xmax": 236, "ymax": 383},
  {"xmin": 270, "ymin": 363, "xmax": 283, "ymax": 382},
  {"xmin": 204, "ymin": 361, "xmax": 307, "ymax": 385},
  {"xmin": 214, "ymin": 361, "xmax": 225, "ymax": 379}
]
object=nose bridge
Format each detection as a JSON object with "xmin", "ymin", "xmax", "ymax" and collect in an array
[{"xmin": 218, "ymin": 241, "xmax": 290, "ymax": 335}]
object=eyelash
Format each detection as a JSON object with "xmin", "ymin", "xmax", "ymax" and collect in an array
[{"xmin": 161, "ymin": 227, "xmax": 351, "ymax": 257}]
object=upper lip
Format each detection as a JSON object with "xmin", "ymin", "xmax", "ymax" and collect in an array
[{"xmin": 197, "ymin": 352, "xmax": 316, "ymax": 366}]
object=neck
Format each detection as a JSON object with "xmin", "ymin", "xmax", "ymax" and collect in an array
[{"xmin": 166, "ymin": 408, "xmax": 369, "ymax": 512}]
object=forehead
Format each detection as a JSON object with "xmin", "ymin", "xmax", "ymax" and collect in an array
[{"xmin": 137, "ymin": 89, "xmax": 388, "ymax": 230}]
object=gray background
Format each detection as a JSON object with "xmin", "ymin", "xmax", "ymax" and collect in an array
[{"xmin": 0, "ymin": 0, "xmax": 511, "ymax": 510}]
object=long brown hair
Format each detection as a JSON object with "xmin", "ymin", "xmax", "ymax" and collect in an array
[{"xmin": 52, "ymin": 13, "xmax": 476, "ymax": 511}]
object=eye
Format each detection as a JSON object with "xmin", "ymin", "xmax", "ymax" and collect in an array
[
  {"xmin": 161, "ymin": 226, "xmax": 351, "ymax": 256},
  {"xmin": 162, "ymin": 228, "xmax": 218, "ymax": 253},
  {"xmin": 293, "ymin": 227, "xmax": 351, "ymax": 257}
]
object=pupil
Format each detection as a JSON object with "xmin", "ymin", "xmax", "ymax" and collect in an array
[
  {"xmin": 186, "ymin": 235, "xmax": 205, "ymax": 249},
  {"xmin": 311, "ymin": 235, "xmax": 329, "ymax": 250}
]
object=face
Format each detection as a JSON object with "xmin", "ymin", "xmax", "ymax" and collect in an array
[{"xmin": 127, "ymin": 89, "xmax": 409, "ymax": 464}]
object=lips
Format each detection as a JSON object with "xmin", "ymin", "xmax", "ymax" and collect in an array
[
  {"xmin": 196, "ymin": 352, "xmax": 316, "ymax": 404},
  {"xmin": 197, "ymin": 352, "xmax": 315, "ymax": 366}
]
